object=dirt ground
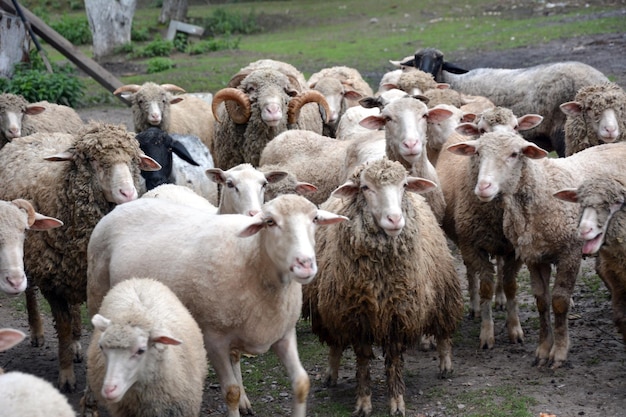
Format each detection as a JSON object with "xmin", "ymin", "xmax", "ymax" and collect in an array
[{"xmin": 2, "ymin": 10, "xmax": 626, "ymax": 417}]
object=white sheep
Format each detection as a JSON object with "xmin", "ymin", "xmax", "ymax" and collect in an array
[
  {"xmin": 0, "ymin": 199, "xmax": 62, "ymax": 295},
  {"xmin": 436, "ymin": 107, "xmax": 544, "ymax": 348},
  {"xmin": 406, "ymin": 48, "xmax": 610, "ymax": 156},
  {"xmin": 113, "ymin": 82, "xmax": 216, "ymax": 150},
  {"xmin": 560, "ymin": 82, "xmax": 626, "ymax": 156},
  {"xmin": 0, "ymin": 93, "xmax": 83, "ymax": 148},
  {"xmin": 554, "ymin": 178, "xmax": 626, "ymax": 346},
  {"xmin": 0, "ymin": 328, "xmax": 75, "ymax": 417},
  {"xmin": 303, "ymin": 158, "xmax": 463, "ymax": 416},
  {"xmin": 86, "ymin": 194, "xmax": 347, "ymax": 417},
  {"xmin": 82, "ymin": 277, "xmax": 207, "ymax": 417},
  {"xmin": 448, "ymin": 132, "xmax": 626, "ymax": 368},
  {"xmin": 211, "ymin": 60, "xmax": 331, "ymax": 169},
  {"xmin": 0, "ymin": 123, "xmax": 160, "ymax": 392}
]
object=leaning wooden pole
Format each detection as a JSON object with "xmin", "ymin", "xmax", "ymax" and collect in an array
[{"xmin": 0, "ymin": 0, "xmax": 129, "ymax": 106}]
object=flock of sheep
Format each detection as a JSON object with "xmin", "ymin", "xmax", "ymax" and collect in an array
[{"xmin": 0, "ymin": 47, "xmax": 625, "ymax": 417}]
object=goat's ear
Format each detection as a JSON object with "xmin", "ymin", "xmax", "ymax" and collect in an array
[
  {"xmin": 560, "ymin": 101, "xmax": 583, "ymax": 117},
  {"xmin": 331, "ymin": 181, "xmax": 359, "ymax": 199},
  {"xmin": 553, "ymin": 188, "xmax": 579, "ymax": 203},
  {"xmin": 139, "ymin": 155, "xmax": 162, "ymax": 171},
  {"xmin": 406, "ymin": 177, "xmax": 437, "ymax": 194},
  {"xmin": 447, "ymin": 141, "xmax": 479, "ymax": 156}
]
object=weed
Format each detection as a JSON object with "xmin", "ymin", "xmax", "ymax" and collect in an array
[
  {"xmin": 49, "ymin": 15, "xmax": 92, "ymax": 45},
  {"xmin": 147, "ymin": 57, "xmax": 174, "ymax": 73},
  {"xmin": 136, "ymin": 39, "xmax": 174, "ymax": 58}
]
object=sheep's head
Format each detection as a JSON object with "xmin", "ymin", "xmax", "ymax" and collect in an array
[
  {"xmin": 212, "ymin": 69, "xmax": 330, "ymax": 126},
  {"xmin": 0, "ymin": 93, "xmax": 46, "ymax": 141},
  {"xmin": 113, "ymin": 83, "xmax": 186, "ymax": 130},
  {"xmin": 400, "ymin": 48, "xmax": 468, "ymax": 82}
]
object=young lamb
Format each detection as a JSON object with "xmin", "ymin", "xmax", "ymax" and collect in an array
[
  {"xmin": 82, "ymin": 277, "xmax": 207, "ymax": 417},
  {"xmin": 554, "ymin": 177, "xmax": 626, "ymax": 346},
  {"xmin": 135, "ymin": 127, "xmax": 217, "ymax": 203},
  {"xmin": 436, "ymin": 108, "xmax": 544, "ymax": 349},
  {"xmin": 0, "ymin": 123, "xmax": 160, "ymax": 392},
  {"xmin": 86, "ymin": 194, "xmax": 347, "ymax": 417},
  {"xmin": 113, "ymin": 82, "xmax": 216, "ymax": 149},
  {"xmin": 0, "ymin": 93, "xmax": 83, "ymax": 147},
  {"xmin": 211, "ymin": 61, "xmax": 331, "ymax": 169},
  {"xmin": 303, "ymin": 158, "xmax": 464, "ymax": 417},
  {"xmin": 0, "ymin": 328, "xmax": 75, "ymax": 417},
  {"xmin": 560, "ymin": 82, "xmax": 626, "ymax": 156},
  {"xmin": 448, "ymin": 132, "xmax": 626, "ymax": 368},
  {"xmin": 405, "ymin": 47, "xmax": 610, "ymax": 156},
  {"xmin": 0, "ymin": 199, "xmax": 62, "ymax": 295}
]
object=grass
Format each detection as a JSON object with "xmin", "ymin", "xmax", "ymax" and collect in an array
[
  {"xmin": 18, "ymin": 0, "xmax": 624, "ymax": 106},
  {"xmin": 445, "ymin": 385, "xmax": 537, "ymax": 417}
]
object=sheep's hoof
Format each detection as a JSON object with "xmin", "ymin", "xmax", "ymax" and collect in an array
[
  {"xmin": 322, "ymin": 374, "xmax": 337, "ymax": 388},
  {"xmin": 439, "ymin": 369, "xmax": 454, "ymax": 379},
  {"xmin": 30, "ymin": 334, "xmax": 45, "ymax": 347}
]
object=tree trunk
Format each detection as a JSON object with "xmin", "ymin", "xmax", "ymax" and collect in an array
[
  {"xmin": 159, "ymin": 0, "xmax": 188, "ymax": 24},
  {"xmin": 0, "ymin": 11, "xmax": 30, "ymax": 78},
  {"xmin": 85, "ymin": 0, "xmax": 137, "ymax": 61}
]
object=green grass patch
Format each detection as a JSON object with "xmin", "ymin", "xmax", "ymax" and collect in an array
[{"xmin": 445, "ymin": 384, "xmax": 537, "ymax": 417}]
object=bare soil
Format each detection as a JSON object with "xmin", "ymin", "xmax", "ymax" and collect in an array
[{"xmin": 2, "ymin": 7, "xmax": 626, "ymax": 417}]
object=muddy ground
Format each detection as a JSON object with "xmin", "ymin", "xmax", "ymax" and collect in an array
[{"xmin": 2, "ymin": 6, "xmax": 626, "ymax": 417}]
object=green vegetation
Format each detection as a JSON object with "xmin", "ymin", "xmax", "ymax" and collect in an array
[{"xmin": 442, "ymin": 385, "xmax": 537, "ymax": 417}]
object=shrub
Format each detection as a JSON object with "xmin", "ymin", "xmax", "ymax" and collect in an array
[
  {"xmin": 147, "ymin": 57, "xmax": 174, "ymax": 74},
  {"xmin": 136, "ymin": 39, "xmax": 174, "ymax": 58},
  {"xmin": 174, "ymin": 33, "xmax": 188, "ymax": 53},
  {"xmin": 132, "ymin": 26, "xmax": 151, "ymax": 42},
  {"xmin": 187, "ymin": 36, "xmax": 241, "ymax": 55},
  {"xmin": 200, "ymin": 8, "xmax": 259, "ymax": 36}
]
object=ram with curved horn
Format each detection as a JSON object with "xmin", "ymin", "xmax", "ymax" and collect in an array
[{"xmin": 211, "ymin": 59, "xmax": 331, "ymax": 169}]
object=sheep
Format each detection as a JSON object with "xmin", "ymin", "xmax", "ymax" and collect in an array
[
  {"xmin": 135, "ymin": 127, "xmax": 217, "ymax": 203},
  {"xmin": 86, "ymin": 194, "xmax": 347, "ymax": 417},
  {"xmin": 447, "ymin": 132, "xmax": 626, "ymax": 368},
  {"xmin": 0, "ymin": 123, "xmax": 160, "ymax": 392},
  {"xmin": 82, "ymin": 277, "xmax": 207, "ymax": 417},
  {"xmin": 0, "ymin": 93, "xmax": 84, "ymax": 148},
  {"xmin": 113, "ymin": 82, "xmax": 216, "ymax": 150},
  {"xmin": 141, "ymin": 183, "xmax": 218, "ymax": 212},
  {"xmin": 260, "ymin": 164, "xmax": 319, "ymax": 202},
  {"xmin": 560, "ymin": 82, "xmax": 626, "ymax": 156},
  {"xmin": 302, "ymin": 158, "xmax": 464, "ymax": 417},
  {"xmin": 0, "ymin": 199, "xmax": 63, "ymax": 295},
  {"xmin": 436, "ymin": 107, "xmax": 543, "ymax": 349},
  {"xmin": 405, "ymin": 47, "xmax": 610, "ymax": 156},
  {"xmin": 554, "ymin": 177, "xmax": 626, "ymax": 346},
  {"xmin": 0, "ymin": 328, "xmax": 76, "ymax": 417},
  {"xmin": 210, "ymin": 60, "xmax": 331, "ymax": 169}
]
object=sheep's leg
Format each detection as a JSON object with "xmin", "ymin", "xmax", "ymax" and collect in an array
[
  {"xmin": 459, "ymin": 242, "xmax": 493, "ymax": 319},
  {"xmin": 324, "ymin": 344, "xmax": 343, "ymax": 387},
  {"xmin": 502, "ymin": 253, "xmax": 524, "ymax": 344},
  {"xmin": 230, "ymin": 350, "xmax": 252, "ymax": 415},
  {"xmin": 436, "ymin": 336, "xmax": 453, "ymax": 378},
  {"xmin": 464, "ymin": 261, "xmax": 481, "ymax": 319},
  {"xmin": 79, "ymin": 383, "xmax": 100, "ymax": 417},
  {"xmin": 599, "ymin": 263, "xmax": 626, "ymax": 345},
  {"xmin": 352, "ymin": 343, "xmax": 374, "ymax": 417},
  {"xmin": 25, "ymin": 285, "xmax": 45, "ymax": 347},
  {"xmin": 48, "ymin": 297, "xmax": 77, "ymax": 392},
  {"xmin": 549, "ymin": 257, "xmax": 580, "ymax": 369},
  {"xmin": 206, "ymin": 341, "xmax": 244, "ymax": 417},
  {"xmin": 272, "ymin": 327, "xmax": 309, "ymax": 417},
  {"xmin": 70, "ymin": 303, "xmax": 83, "ymax": 363},
  {"xmin": 494, "ymin": 256, "xmax": 506, "ymax": 310},
  {"xmin": 384, "ymin": 346, "xmax": 406, "ymax": 417},
  {"xmin": 471, "ymin": 249, "xmax": 497, "ymax": 349},
  {"xmin": 529, "ymin": 262, "xmax": 553, "ymax": 367}
]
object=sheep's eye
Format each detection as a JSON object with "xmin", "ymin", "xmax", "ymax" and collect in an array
[
  {"xmin": 265, "ymin": 218, "xmax": 276, "ymax": 226},
  {"xmin": 226, "ymin": 180, "xmax": 235, "ymax": 189},
  {"xmin": 136, "ymin": 348, "xmax": 146, "ymax": 356},
  {"xmin": 361, "ymin": 185, "xmax": 369, "ymax": 191},
  {"xmin": 510, "ymin": 152, "xmax": 519, "ymax": 158},
  {"xmin": 261, "ymin": 181, "xmax": 268, "ymax": 189}
]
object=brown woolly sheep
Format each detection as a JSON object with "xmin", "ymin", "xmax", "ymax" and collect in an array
[
  {"xmin": 0, "ymin": 123, "xmax": 160, "ymax": 392},
  {"xmin": 560, "ymin": 82, "xmax": 626, "ymax": 156},
  {"xmin": 303, "ymin": 158, "xmax": 464, "ymax": 417}
]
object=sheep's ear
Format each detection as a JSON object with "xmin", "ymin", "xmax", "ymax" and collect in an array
[
  {"xmin": 521, "ymin": 144, "xmax": 548, "ymax": 159},
  {"xmin": 553, "ymin": 188, "xmax": 579, "ymax": 203},
  {"xmin": 24, "ymin": 105, "xmax": 46, "ymax": 116},
  {"xmin": 0, "ymin": 328, "xmax": 26, "ymax": 352},
  {"xmin": 205, "ymin": 168, "xmax": 227, "ymax": 184},
  {"xmin": 343, "ymin": 90, "xmax": 363, "ymax": 101},
  {"xmin": 560, "ymin": 101, "xmax": 583, "ymax": 117},
  {"xmin": 30, "ymin": 214, "xmax": 64, "ymax": 231},
  {"xmin": 359, "ymin": 96, "xmax": 384, "ymax": 109},
  {"xmin": 91, "ymin": 314, "xmax": 111, "ymax": 332},
  {"xmin": 426, "ymin": 107, "xmax": 453, "ymax": 124},
  {"xmin": 150, "ymin": 331, "xmax": 182, "ymax": 346},
  {"xmin": 359, "ymin": 115, "xmax": 386, "ymax": 130},
  {"xmin": 461, "ymin": 112, "xmax": 477, "ymax": 123},
  {"xmin": 294, "ymin": 182, "xmax": 318, "ymax": 196},
  {"xmin": 331, "ymin": 181, "xmax": 359, "ymax": 198},
  {"xmin": 406, "ymin": 177, "xmax": 438, "ymax": 194},
  {"xmin": 171, "ymin": 141, "xmax": 199, "ymax": 166},
  {"xmin": 517, "ymin": 114, "xmax": 544, "ymax": 131},
  {"xmin": 435, "ymin": 83, "xmax": 450, "ymax": 90},
  {"xmin": 170, "ymin": 97, "xmax": 184, "ymax": 105},
  {"xmin": 238, "ymin": 213, "xmax": 266, "ymax": 237},
  {"xmin": 264, "ymin": 171, "xmax": 289, "ymax": 184},
  {"xmin": 139, "ymin": 155, "xmax": 162, "ymax": 172},
  {"xmin": 455, "ymin": 123, "xmax": 481, "ymax": 136},
  {"xmin": 44, "ymin": 151, "xmax": 74, "ymax": 161},
  {"xmin": 315, "ymin": 210, "xmax": 349, "ymax": 226},
  {"xmin": 447, "ymin": 141, "xmax": 479, "ymax": 156}
]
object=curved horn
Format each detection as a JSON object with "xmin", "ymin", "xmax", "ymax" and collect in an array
[
  {"xmin": 160, "ymin": 84, "xmax": 186, "ymax": 94},
  {"xmin": 212, "ymin": 88, "xmax": 252, "ymax": 124},
  {"xmin": 11, "ymin": 199, "xmax": 36, "ymax": 226},
  {"xmin": 287, "ymin": 90, "xmax": 331, "ymax": 125},
  {"xmin": 112, "ymin": 84, "xmax": 142, "ymax": 96},
  {"xmin": 227, "ymin": 72, "xmax": 250, "ymax": 88}
]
